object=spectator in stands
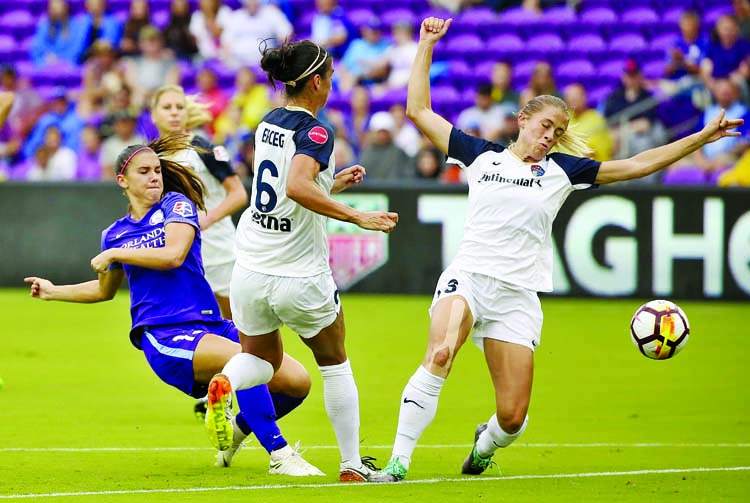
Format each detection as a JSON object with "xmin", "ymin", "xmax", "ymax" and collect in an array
[
  {"xmin": 664, "ymin": 11, "xmax": 708, "ymax": 86},
  {"xmin": 673, "ymin": 79, "xmax": 750, "ymax": 178},
  {"xmin": 220, "ymin": 0, "xmax": 294, "ymax": 69},
  {"xmin": 100, "ymin": 109, "xmax": 145, "ymax": 174},
  {"xmin": 123, "ymin": 25, "xmax": 180, "ymax": 109},
  {"xmin": 196, "ymin": 66, "xmax": 230, "ymax": 136},
  {"xmin": 72, "ymin": 0, "xmax": 123, "ymax": 63},
  {"xmin": 490, "ymin": 61, "xmax": 520, "ymax": 109},
  {"xmin": 457, "ymin": 83, "xmax": 515, "ymax": 142},
  {"xmin": 519, "ymin": 61, "xmax": 559, "ymax": 107},
  {"xmin": 120, "ymin": 0, "xmax": 152, "ymax": 56},
  {"xmin": 163, "ymin": 0, "xmax": 199, "ymax": 61},
  {"xmin": 76, "ymin": 124, "xmax": 103, "ymax": 180},
  {"xmin": 731, "ymin": 0, "xmax": 750, "ymax": 40},
  {"xmin": 0, "ymin": 66, "xmax": 43, "ymax": 165},
  {"xmin": 215, "ymin": 68, "xmax": 272, "ymax": 144},
  {"xmin": 79, "ymin": 39, "xmax": 125, "ymax": 119},
  {"xmin": 604, "ymin": 59, "xmax": 667, "ymax": 165},
  {"xmin": 347, "ymin": 85, "xmax": 372, "ymax": 153},
  {"xmin": 190, "ymin": 0, "xmax": 232, "ymax": 61},
  {"xmin": 30, "ymin": 0, "xmax": 80, "ymax": 67},
  {"xmin": 26, "ymin": 126, "xmax": 77, "ymax": 181},
  {"xmin": 98, "ymin": 84, "xmax": 138, "ymax": 139},
  {"xmin": 310, "ymin": 0, "xmax": 354, "ymax": 60},
  {"xmin": 563, "ymin": 83, "xmax": 612, "ymax": 161},
  {"xmin": 701, "ymin": 15, "xmax": 750, "ymax": 98},
  {"xmin": 718, "ymin": 149, "xmax": 750, "ymax": 186},
  {"xmin": 234, "ymin": 131, "xmax": 255, "ymax": 181},
  {"xmin": 23, "ymin": 87, "xmax": 83, "ymax": 161},
  {"xmin": 390, "ymin": 104, "xmax": 422, "ymax": 158},
  {"xmin": 373, "ymin": 21, "xmax": 419, "ymax": 93},
  {"xmin": 415, "ymin": 145, "xmax": 445, "ymax": 180},
  {"xmin": 359, "ymin": 111, "xmax": 414, "ymax": 180},
  {"xmin": 337, "ymin": 17, "xmax": 392, "ymax": 92}
]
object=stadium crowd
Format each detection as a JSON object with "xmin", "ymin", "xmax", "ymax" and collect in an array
[{"xmin": 1, "ymin": 0, "xmax": 749, "ymax": 187}]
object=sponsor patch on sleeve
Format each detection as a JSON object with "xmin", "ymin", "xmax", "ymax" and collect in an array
[
  {"xmin": 173, "ymin": 201, "xmax": 194, "ymax": 217},
  {"xmin": 308, "ymin": 126, "xmax": 329, "ymax": 144},
  {"xmin": 213, "ymin": 145, "xmax": 230, "ymax": 162}
]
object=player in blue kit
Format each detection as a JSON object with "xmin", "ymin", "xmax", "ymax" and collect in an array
[
  {"xmin": 24, "ymin": 136, "xmax": 324, "ymax": 476},
  {"xmin": 378, "ymin": 17, "xmax": 744, "ymax": 482}
]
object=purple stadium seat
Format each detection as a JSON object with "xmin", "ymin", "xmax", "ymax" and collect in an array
[
  {"xmin": 0, "ymin": 34, "xmax": 15, "ymax": 54},
  {"xmin": 456, "ymin": 5, "xmax": 498, "ymax": 29},
  {"xmin": 370, "ymin": 87, "xmax": 408, "ymax": 112},
  {"xmin": 497, "ymin": 6, "xmax": 542, "ymax": 38},
  {"xmin": 524, "ymin": 33, "xmax": 565, "ymax": 59},
  {"xmin": 620, "ymin": 6, "xmax": 660, "ymax": 30},
  {"xmin": 152, "ymin": 9, "xmax": 170, "ymax": 30},
  {"xmin": 0, "ymin": 10, "xmax": 35, "ymax": 39},
  {"xmin": 555, "ymin": 59, "xmax": 596, "ymax": 81},
  {"xmin": 650, "ymin": 32, "xmax": 679, "ymax": 53},
  {"xmin": 705, "ymin": 6, "xmax": 734, "ymax": 27},
  {"xmin": 662, "ymin": 167, "xmax": 707, "ymax": 185},
  {"xmin": 663, "ymin": 6, "xmax": 685, "ymax": 26},
  {"xmin": 565, "ymin": 33, "xmax": 607, "ymax": 60},
  {"xmin": 597, "ymin": 59, "xmax": 628, "ymax": 80},
  {"xmin": 346, "ymin": 8, "xmax": 375, "ymax": 29},
  {"xmin": 381, "ymin": 8, "xmax": 418, "ymax": 29},
  {"xmin": 441, "ymin": 33, "xmax": 484, "ymax": 61},
  {"xmin": 30, "ymin": 62, "xmax": 81, "ymax": 87},
  {"xmin": 588, "ymin": 84, "xmax": 614, "ymax": 108},
  {"xmin": 642, "ymin": 59, "xmax": 668, "ymax": 79},
  {"xmin": 474, "ymin": 60, "xmax": 496, "ymax": 81},
  {"xmin": 608, "ymin": 33, "xmax": 648, "ymax": 57},
  {"xmin": 486, "ymin": 33, "xmax": 524, "ymax": 62},
  {"xmin": 513, "ymin": 59, "xmax": 542, "ymax": 85},
  {"xmin": 579, "ymin": 6, "xmax": 618, "ymax": 27}
]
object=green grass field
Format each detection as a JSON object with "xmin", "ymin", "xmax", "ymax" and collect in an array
[{"xmin": 1, "ymin": 289, "xmax": 748, "ymax": 502}]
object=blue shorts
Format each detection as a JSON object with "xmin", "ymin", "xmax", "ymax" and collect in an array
[{"xmin": 138, "ymin": 320, "xmax": 239, "ymax": 398}]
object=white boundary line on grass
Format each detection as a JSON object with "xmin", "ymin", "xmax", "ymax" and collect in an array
[
  {"xmin": 2, "ymin": 442, "xmax": 750, "ymax": 452},
  {"xmin": 1, "ymin": 466, "xmax": 748, "ymax": 499}
]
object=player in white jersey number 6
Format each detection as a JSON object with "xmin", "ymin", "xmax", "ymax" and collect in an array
[
  {"xmin": 213, "ymin": 39, "xmax": 398, "ymax": 482},
  {"xmin": 378, "ymin": 17, "xmax": 744, "ymax": 482}
]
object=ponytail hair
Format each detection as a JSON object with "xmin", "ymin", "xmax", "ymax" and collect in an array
[
  {"xmin": 519, "ymin": 95, "xmax": 593, "ymax": 158},
  {"xmin": 115, "ymin": 135, "xmax": 207, "ymax": 212},
  {"xmin": 260, "ymin": 39, "xmax": 331, "ymax": 97}
]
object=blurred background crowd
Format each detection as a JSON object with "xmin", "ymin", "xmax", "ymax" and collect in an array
[{"xmin": 1, "ymin": 0, "xmax": 749, "ymax": 187}]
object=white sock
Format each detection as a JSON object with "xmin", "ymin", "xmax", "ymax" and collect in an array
[
  {"xmin": 270, "ymin": 444, "xmax": 293, "ymax": 461},
  {"xmin": 222, "ymin": 352, "xmax": 274, "ymax": 391},
  {"xmin": 319, "ymin": 360, "xmax": 361, "ymax": 467},
  {"xmin": 391, "ymin": 366, "xmax": 445, "ymax": 469},
  {"xmin": 476, "ymin": 414, "xmax": 528, "ymax": 458}
]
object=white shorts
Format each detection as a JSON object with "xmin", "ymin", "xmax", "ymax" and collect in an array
[
  {"xmin": 204, "ymin": 261, "xmax": 234, "ymax": 297},
  {"xmin": 230, "ymin": 263, "xmax": 341, "ymax": 339},
  {"xmin": 429, "ymin": 265, "xmax": 543, "ymax": 351}
]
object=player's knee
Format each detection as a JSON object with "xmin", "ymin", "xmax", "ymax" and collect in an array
[
  {"xmin": 430, "ymin": 345, "xmax": 453, "ymax": 368},
  {"xmin": 497, "ymin": 410, "xmax": 526, "ymax": 434}
]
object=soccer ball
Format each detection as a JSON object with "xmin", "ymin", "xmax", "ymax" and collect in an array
[{"xmin": 630, "ymin": 300, "xmax": 690, "ymax": 360}]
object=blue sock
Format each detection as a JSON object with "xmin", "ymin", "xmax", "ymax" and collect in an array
[
  {"xmin": 272, "ymin": 393, "xmax": 306, "ymax": 420},
  {"xmin": 235, "ymin": 385, "xmax": 288, "ymax": 453}
]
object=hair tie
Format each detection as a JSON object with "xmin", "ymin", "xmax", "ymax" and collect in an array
[
  {"xmin": 284, "ymin": 45, "xmax": 328, "ymax": 87},
  {"xmin": 119, "ymin": 146, "xmax": 153, "ymax": 175}
]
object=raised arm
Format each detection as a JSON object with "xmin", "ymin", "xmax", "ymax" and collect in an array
[
  {"xmin": 287, "ymin": 154, "xmax": 397, "ymax": 233},
  {"xmin": 595, "ymin": 109, "xmax": 744, "ymax": 184},
  {"xmin": 25, "ymin": 268, "xmax": 125, "ymax": 303},
  {"xmin": 405, "ymin": 18, "xmax": 454, "ymax": 154},
  {"xmin": 90, "ymin": 222, "xmax": 197, "ymax": 273}
]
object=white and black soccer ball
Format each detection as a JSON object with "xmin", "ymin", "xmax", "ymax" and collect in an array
[{"xmin": 630, "ymin": 300, "xmax": 690, "ymax": 360}]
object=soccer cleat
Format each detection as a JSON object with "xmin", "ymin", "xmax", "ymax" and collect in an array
[
  {"xmin": 215, "ymin": 417, "xmax": 249, "ymax": 468},
  {"xmin": 194, "ymin": 397, "xmax": 208, "ymax": 422},
  {"xmin": 339, "ymin": 456, "xmax": 393, "ymax": 482},
  {"xmin": 268, "ymin": 443, "xmax": 326, "ymax": 476},
  {"xmin": 379, "ymin": 456, "xmax": 408, "ymax": 482},
  {"xmin": 205, "ymin": 374, "xmax": 233, "ymax": 451},
  {"xmin": 461, "ymin": 423, "xmax": 497, "ymax": 475}
]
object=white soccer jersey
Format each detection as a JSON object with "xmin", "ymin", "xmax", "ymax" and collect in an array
[
  {"xmin": 167, "ymin": 135, "xmax": 237, "ymax": 267},
  {"xmin": 235, "ymin": 107, "xmax": 335, "ymax": 277},
  {"xmin": 448, "ymin": 128, "xmax": 601, "ymax": 292}
]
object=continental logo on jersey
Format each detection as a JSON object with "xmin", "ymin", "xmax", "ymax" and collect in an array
[
  {"xmin": 173, "ymin": 201, "xmax": 194, "ymax": 217},
  {"xmin": 479, "ymin": 172, "xmax": 542, "ymax": 187},
  {"xmin": 213, "ymin": 145, "xmax": 230, "ymax": 162},
  {"xmin": 308, "ymin": 126, "xmax": 328, "ymax": 144},
  {"xmin": 530, "ymin": 164, "xmax": 545, "ymax": 177},
  {"xmin": 251, "ymin": 210, "xmax": 292, "ymax": 232}
]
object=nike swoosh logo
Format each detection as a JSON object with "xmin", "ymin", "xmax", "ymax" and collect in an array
[
  {"xmin": 492, "ymin": 161, "xmax": 502, "ymax": 165},
  {"xmin": 115, "ymin": 231, "xmax": 127, "ymax": 239},
  {"xmin": 403, "ymin": 397, "xmax": 424, "ymax": 409}
]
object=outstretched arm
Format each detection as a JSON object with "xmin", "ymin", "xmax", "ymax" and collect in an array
[
  {"xmin": 25, "ymin": 269, "xmax": 125, "ymax": 303},
  {"xmin": 595, "ymin": 109, "xmax": 744, "ymax": 184},
  {"xmin": 406, "ymin": 17, "xmax": 454, "ymax": 154}
]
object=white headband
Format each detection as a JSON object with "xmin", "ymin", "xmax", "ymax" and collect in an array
[{"xmin": 284, "ymin": 45, "xmax": 328, "ymax": 87}]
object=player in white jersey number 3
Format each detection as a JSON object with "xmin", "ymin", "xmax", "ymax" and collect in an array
[
  {"xmin": 215, "ymin": 39, "xmax": 398, "ymax": 482},
  {"xmin": 377, "ymin": 17, "xmax": 744, "ymax": 482}
]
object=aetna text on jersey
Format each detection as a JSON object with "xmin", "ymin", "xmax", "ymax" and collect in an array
[{"xmin": 251, "ymin": 210, "xmax": 292, "ymax": 232}]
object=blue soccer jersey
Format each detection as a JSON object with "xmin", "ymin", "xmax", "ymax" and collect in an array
[{"xmin": 101, "ymin": 192, "xmax": 222, "ymax": 348}]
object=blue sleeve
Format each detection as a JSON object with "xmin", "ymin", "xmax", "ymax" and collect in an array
[
  {"xmin": 30, "ymin": 18, "xmax": 51, "ymax": 65},
  {"xmin": 193, "ymin": 135, "xmax": 236, "ymax": 182},
  {"xmin": 293, "ymin": 122, "xmax": 335, "ymax": 171},
  {"xmin": 101, "ymin": 15, "xmax": 123, "ymax": 48},
  {"xmin": 161, "ymin": 192, "xmax": 201, "ymax": 229},
  {"xmin": 549, "ymin": 152, "xmax": 601, "ymax": 186},
  {"xmin": 448, "ymin": 127, "xmax": 503, "ymax": 167}
]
